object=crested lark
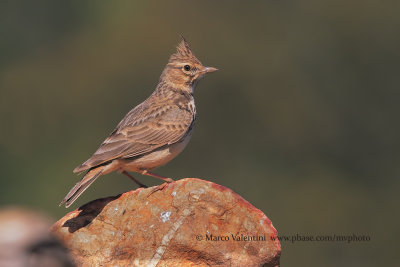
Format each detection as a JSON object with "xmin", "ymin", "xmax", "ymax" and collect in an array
[{"xmin": 60, "ymin": 37, "xmax": 217, "ymax": 208}]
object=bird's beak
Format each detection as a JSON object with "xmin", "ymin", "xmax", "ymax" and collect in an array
[{"xmin": 203, "ymin": 67, "xmax": 218, "ymax": 73}]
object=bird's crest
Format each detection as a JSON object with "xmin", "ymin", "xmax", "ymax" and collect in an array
[{"xmin": 169, "ymin": 36, "xmax": 201, "ymax": 64}]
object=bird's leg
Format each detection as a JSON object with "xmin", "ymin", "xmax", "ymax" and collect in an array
[
  {"xmin": 140, "ymin": 170, "xmax": 174, "ymax": 183},
  {"xmin": 122, "ymin": 171, "xmax": 148, "ymax": 188}
]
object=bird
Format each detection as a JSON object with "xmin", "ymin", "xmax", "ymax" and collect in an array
[{"xmin": 59, "ymin": 37, "xmax": 217, "ymax": 208}]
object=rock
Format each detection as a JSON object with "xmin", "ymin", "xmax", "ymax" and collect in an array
[
  {"xmin": 0, "ymin": 207, "xmax": 74, "ymax": 267},
  {"xmin": 51, "ymin": 178, "xmax": 281, "ymax": 267}
]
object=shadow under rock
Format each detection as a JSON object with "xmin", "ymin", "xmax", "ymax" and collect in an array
[{"xmin": 62, "ymin": 195, "xmax": 120, "ymax": 233}]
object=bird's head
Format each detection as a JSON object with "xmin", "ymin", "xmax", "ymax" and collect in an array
[{"xmin": 161, "ymin": 37, "xmax": 217, "ymax": 92}]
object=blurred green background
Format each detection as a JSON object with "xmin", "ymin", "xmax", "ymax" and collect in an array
[{"xmin": 1, "ymin": 0, "xmax": 399, "ymax": 266}]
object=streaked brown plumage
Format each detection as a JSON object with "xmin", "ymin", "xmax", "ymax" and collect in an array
[{"xmin": 60, "ymin": 37, "xmax": 217, "ymax": 208}]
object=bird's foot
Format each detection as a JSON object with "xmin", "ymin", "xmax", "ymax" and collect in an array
[
  {"xmin": 140, "ymin": 170, "xmax": 174, "ymax": 183},
  {"xmin": 147, "ymin": 182, "xmax": 169, "ymax": 198}
]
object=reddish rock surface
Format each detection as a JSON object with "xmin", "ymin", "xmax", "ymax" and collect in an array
[{"xmin": 51, "ymin": 178, "xmax": 280, "ymax": 266}]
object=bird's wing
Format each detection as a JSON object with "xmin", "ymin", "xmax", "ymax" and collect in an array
[{"xmin": 74, "ymin": 102, "xmax": 193, "ymax": 173}]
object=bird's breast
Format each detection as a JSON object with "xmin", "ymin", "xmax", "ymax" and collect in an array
[{"xmin": 120, "ymin": 133, "xmax": 192, "ymax": 172}]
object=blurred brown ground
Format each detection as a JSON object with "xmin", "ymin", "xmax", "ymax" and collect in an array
[{"xmin": 0, "ymin": 207, "xmax": 74, "ymax": 267}]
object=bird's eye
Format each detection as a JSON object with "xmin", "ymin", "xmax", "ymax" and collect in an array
[{"xmin": 183, "ymin": 65, "xmax": 191, "ymax": 71}]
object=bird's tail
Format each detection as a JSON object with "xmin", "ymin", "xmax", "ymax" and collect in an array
[{"xmin": 59, "ymin": 166, "xmax": 105, "ymax": 208}]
